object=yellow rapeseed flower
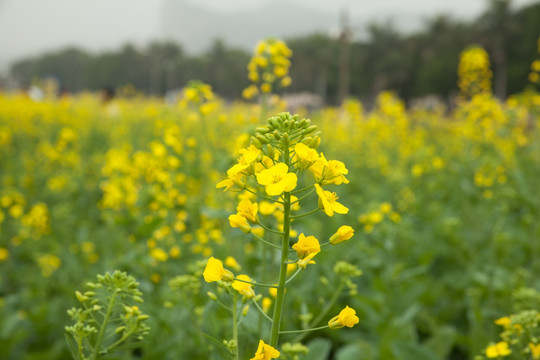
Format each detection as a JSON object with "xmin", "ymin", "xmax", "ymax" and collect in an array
[
  {"xmin": 310, "ymin": 153, "xmax": 349, "ymax": 185},
  {"xmin": 328, "ymin": 306, "xmax": 359, "ymax": 329},
  {"xmin": 294, "ymin": 143, "xmax": 319, "ymax": 166},
  {"xmin": 292, "ymin": 233, "xmax": 320, "ymax": 258},
  {"xmin": 203, "ymin": 257, "xmax": 234, "ymax": 283},
  {"xmin": 256, "ymin": 163, "xmax": 297, "ymax": 196},
  {"xmin": 232, "ymin": 274, "xmax": 255, "ymax": 299},
  {"xmin": 315, "ymin": 184, "xmax": 348, "ymax": 217},
  {"xmin": 485, "ymin": 341, "xmax": 511, "ymax": 358},
  {"xmin": 329, "ymin": 225, "xmax": 354, "ymax": 245},
  {"xmin": 250, "ymin": 339, "xmax": 280, "ymax": 360},
  {"xmin": 237, "ymin": 199, "xmax": 259, "ymax": 223},
  {"xmin": 228, "ymin": 214, "xmax": 252, "ymax": 233}
]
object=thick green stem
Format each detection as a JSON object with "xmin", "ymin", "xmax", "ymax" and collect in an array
[
  {"xmin": 91, "ymin": 289, "xmax": 118, "ymax": 360},
  {"xmin": 232, "ymin": 292, "xmax": 239, "ymax": 360},
  {"xmin": 280, "ymin": 325, "xmax": 329, "ymax": 334},
  {"xmin": 269, "ymin": 142, "xmax": 292, "ymax": 347}
]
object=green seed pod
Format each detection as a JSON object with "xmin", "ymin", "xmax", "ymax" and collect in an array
[
  {"xmin": 267, "ymin": 144, "xmax": 276, "ymax": 159},
  {"xmin": 309, "ymin": 136, "xmax": 320, "ymax": 149},
  {"xmin": 115, "ymin": 326, "xmax": 126, "ymax": 334},
  {"xmin": 256, "ymin": 135, "xmax": 268, "ymax": 144},
  {"xmin": 303, "ymin": 125, "xmax": 317, "ymax": 135},
  {"xmin": 251, "ymin": 136, "xmax": 262, "ymax": 149},
  {"xmin": 282, "ymin": 133, "xmax": 290, "ymax": 146},
  {"xmin": 283, "ymin": 120, "xmax": 290, "ymax": 129}
]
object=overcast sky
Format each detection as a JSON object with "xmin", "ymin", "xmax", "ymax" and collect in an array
[{"xmin": 0, "ymin": 0, "xmax": 538, "ymax": 70}]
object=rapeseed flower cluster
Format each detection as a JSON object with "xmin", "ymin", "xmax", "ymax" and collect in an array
[
  {"xmin": 243, "ymin": 38, "xmax": 292, "ymax": 100},
  {"xmin": 458, "ymin": 45, "xmax": 492, "ymax": 101},
  {"xmin": 205, "ymin": 112, "xmax": 358, "ymax": 359}
]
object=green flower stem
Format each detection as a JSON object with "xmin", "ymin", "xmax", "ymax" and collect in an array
[
  {"xmin": 251, "ymin": 299, "xmax": 272, "ymax": 322},
  {"xmin": 244, "ymin": 188, "xmax": 283, "ymax": 203},
  {"xmin": 257, "ymin": 222, "xmax": 284, "ymax": 235},
  {"xmin": 107, "ymin": 329, "xmax": 133, "ymax": 353},
  {"xmin": 291, "ymin": 188, "xmax": 315, "ymax": 204},
  {"xmin": 214, "ymin": 298, "xmax": 232, "ymax": 312},
  {"xmin": 252, "ymin": 233, "xmax": 281, "ymax": 250},
  {"xmin": 269, "ymin": 190, "xmax": 291, "ymax": 347},
  {"xmin": 291, "ymin": 184, "xmax": 314, "ymax": 195},
  {"xmin": 232, "ymin": 277, "xmax": 277, "ymax": 288},
  {"xmin": 285, "ymin": 268, "xmax": 302, "ymax": 284},
  {"xmin": 290, "ymin": 208, "xmax": 320, "ymax": 220},
  {"xmin": 91, "ymin": 289, "xmax": 118, "ymax": 360},
  {"xmin": 294, "ymin": 280, "xmax": 345, "ymax": 343},
  {"xmin": 280, "ymin": 325, "xmax": 329, "ymax": 334},
  {"xmin": 232, "ymin": 292, "xmax": 239, "ymax": 360},
  {"xmin": 320, "ymin": 241, "xmax": 331, "ymax": 247}
]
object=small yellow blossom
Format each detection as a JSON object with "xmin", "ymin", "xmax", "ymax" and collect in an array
[
  {"xmin": 315, "ymin": 184, "xmax": 349, "ymax": 217},
  {"xmin": 232, "ymin": 274, "xmax": 255, "ymax": 299},
  {"xmin": 292, "ymin": 233, "xmax": 320, "ymax": 258},
  {"xmin": 256, "ymin": 163, "xmax": 297, "ymax": 196},
  {"xmin": 237, "ymin": 199, "xmax": 259, "ymax": 223},
  {"xmin": 485, "ymin": 341, "xmax": 511, "ymax": 358},
  {"xmin": 203, "ymin": 257, "xmax": 234, "ymax": 283},
  {"xmin": 329, "ymin": 225, "xmax": 354, "ymax": 245},
  {"xmin": 328, "ymin": 306, "xmax": 359, "ymax": 329},
  {"xmin": 250, "ymin": 339, "xmax": 280, "ymax": 360},
  {"xmin": 228, "ymin": 214, "xmax": 252, "ymax": 233}
]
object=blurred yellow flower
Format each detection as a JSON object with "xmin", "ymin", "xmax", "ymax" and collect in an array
[{"xmin": 485, "ymin": 341, "xmax": 511, "ymax": 358}]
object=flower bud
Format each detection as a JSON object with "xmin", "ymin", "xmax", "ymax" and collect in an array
[
  {"xmin": 251, "ymin": 136, "xmax": 262, "ymax": 149},
  {"xmin": 242, "ymin": 305, "xmax": 250, "ymax": 316},
  {"xmin": 303, "ymin": 125, "xmax": 317, "ymax": 135},
  {"xmin": 329, "ymin": 225, "xmax": 354, "ymax": 245},
  {"xmin": 207, "ymin": 291, "xmax": 218, "ymax": 301}
]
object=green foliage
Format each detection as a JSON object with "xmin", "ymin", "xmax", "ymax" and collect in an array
[{"xmin": 65, "ymin": 271, "xmax": 150, "ymax": 360}]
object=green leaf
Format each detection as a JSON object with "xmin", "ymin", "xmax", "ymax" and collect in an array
[{"xmin": 299, "ymin": 338, "xmax": 332, "ymax": 360}]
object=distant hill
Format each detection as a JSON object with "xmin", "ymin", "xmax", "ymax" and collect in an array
[{"xmin": 162, "ymin": 0, "xmax": 340, "ymax": 52}]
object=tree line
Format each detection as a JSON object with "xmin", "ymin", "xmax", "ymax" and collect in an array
[{"xmin": 6, "ymin": 0, "xmax": 540, "ymax": 104}]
